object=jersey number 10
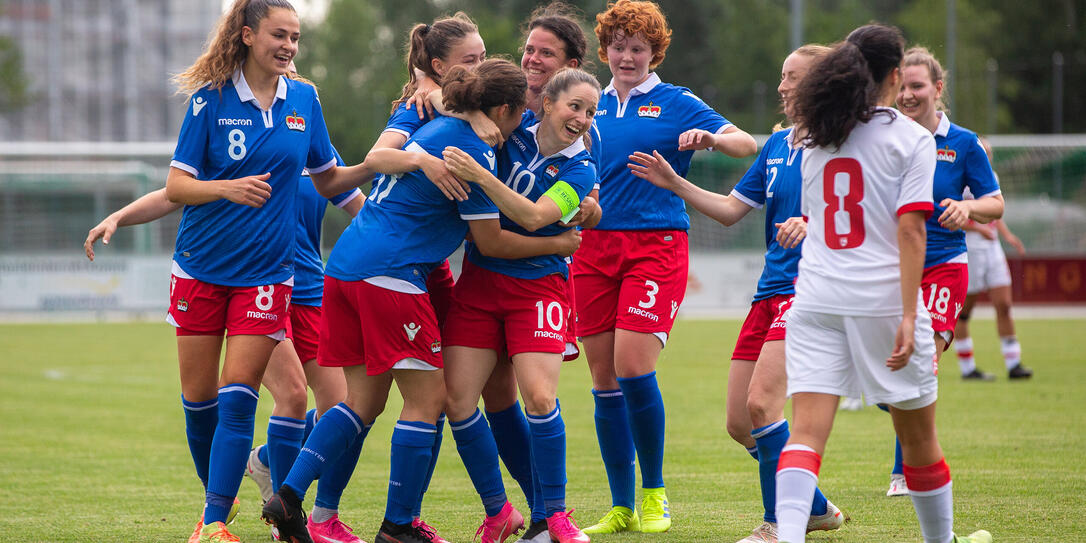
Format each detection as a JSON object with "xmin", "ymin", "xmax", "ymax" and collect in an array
[{"xmin": 822, "ymin": 158, "xmax": 865, "ymax": 249}]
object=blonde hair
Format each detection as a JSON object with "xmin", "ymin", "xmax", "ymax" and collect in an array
[
  {"xmin": 173, "ymin": 0, "xmax": 311, "ymax": 96},
  {"xmin": 903, "ymin": 45, "xmax": 948, "ymax": 112}
]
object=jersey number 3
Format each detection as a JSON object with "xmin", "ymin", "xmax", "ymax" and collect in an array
[{"xmin": 822, "ymin": 157, "xmax": 865, "ymax": 249}]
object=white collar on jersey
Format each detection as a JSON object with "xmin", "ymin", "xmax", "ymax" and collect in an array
[
  {"xmin": 935, "ymin": 111, "xmax": 951, "ymax": 137},
  {"xmin": 603, "ymin": 72, "xmax": 662, "ymax": 97},
  {"xmin": 232, "ymin": 66, "xmax": 288, "ymax": 109},
  {"xmin": 526, "ymin": 122, "xmax": 588, "ymax": 159}
]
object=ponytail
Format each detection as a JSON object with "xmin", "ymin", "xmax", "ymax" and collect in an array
[
  {"xmin": 442, "ymin": 59, "xmax": 527, "ymax": 114},
  {"xmin": 392, "ymin": 12, "xmax": 479, "ymax": 112}
]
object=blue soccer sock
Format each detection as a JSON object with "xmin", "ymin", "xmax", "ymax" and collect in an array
[
  {"xmin": 893, "ymin": 437, "xmax": 904, "ymax": 476},
  {"xmin": 753, "ymin": 419, "xmax": 828, "ymax": 523},
  {"xmin": 314, "ymin": 421, "xmax": 371, "ymax": 510},
  {"xmin": 527, "ymin": 403, "xmax": 567, "ymax": 517},
  {"xmin": 530, "ymin": 454, "xmax": 545, "ymax": 522},
  {"xmin": 747, "ymin": 446, "xmax": 760, "ymax": 460},
  {"xmin": 205, "ymin": 384, "xmax": 258, "ymax": 524},
  {"xmin": 450, "ymin": 410, "xmax": 507, "ymax": 517},
  {"xmin": 618, "ymin": 371, "xmax": 666, "ymax": 489},
  {"xmin": 304, "ymin": 408, "xmax": 318, "ymax": 443},
  {"xmin": 182, "ymin": 396, "xmax": 218, "ymax": 489},
  {"xmin": 257, "ymin": 443, "xmax": 269, "ymax": 467},
  {"xmin": 592, "ymin": 389, "xmax": 636, "ymax": 509},
  {"xmin": 267, "ymin": 416, "xmax": 306, "ymax": 494},
  {"xmin": 412, "ymin": 413, "xmax": 445, "ymax": 518},
  {"xmin": 283, "ymin": 403, "xmax": 362, "ymax": 501},
  {"xmin": 486, "ymin": 401, "xmax": 534, "ymax": 505},
  {"xmin": 386, "ymin": 421, "xmax": 437, "ymax": 525}
]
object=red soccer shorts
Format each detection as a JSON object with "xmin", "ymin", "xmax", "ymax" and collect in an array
[
  {"xmin": 168, "ymin": 274, "xmax": 291, "ymax": 338},
  {"xmin": 571, "ymin": 229, "xmax": 689, "ymax": 339},
  {"xmin": 443, "ymin": 260, "xmax": 572, "ymax": 357},
  {"xmin": 427, "ymin": 260, "xmax": 455, "ymax": 329},
  {"xmin": 731, "ymin": 294, "xmax": 795, "ymax": 361},
  {"xmin": 286, "ymin": 303, "xmax": 321, "ymax": 363},
  {"xmin": 921, "ymin": 262, "xmax": 969, "ymax": 340},
  {"xmin": 318, "ymin": 277, "xmax": 443, "ymax": 375}
]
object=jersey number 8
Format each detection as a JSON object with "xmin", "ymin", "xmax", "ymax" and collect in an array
[
  {"xmin": 228, "ymin": 129, "xmax": 247, "ymax": 161},
  {"xmin": 822, "ymin": 157, "xmax": 865, "ymax": 249}
]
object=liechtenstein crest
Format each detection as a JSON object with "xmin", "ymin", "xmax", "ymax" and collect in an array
[
  {"xmin": 936, "ymin": 146, "xmax": 956, "ymax": 163},
  {"xmin": 285, "ymin": 110, "xmax": 306, "ymax": 132},
  {"xmin": 637, "ymin": 102, "xmax": 662, "ymax": 118},
  {"xmin": 546, "ymin": 164, "xmax": 560, "ymax": 177}
]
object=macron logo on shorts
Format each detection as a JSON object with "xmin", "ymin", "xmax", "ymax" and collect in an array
[
  {"xmin": 246, "ymin": 310, "xmax": 278, "ymax": 321},
  {"xmin": 404, "ymin": 322, "xmax": 420, "ymax": 341},
  {"xmin": 627, "ymin": 306, "xmax": 660, "ymax": 322}
]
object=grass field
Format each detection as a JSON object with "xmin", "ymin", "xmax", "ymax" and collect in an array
[{"xmin": 1, "ymin": 318, "xmax": 1084, "ymax": 542}]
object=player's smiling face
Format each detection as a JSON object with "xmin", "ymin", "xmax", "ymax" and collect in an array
[
  {"xmin": 778, "ymin": 52, "xmax": 815, "ymax": 121},
  {"xmin": 434, "ymin": 32, "xmax": 486, "ymax": 78},
  {"xmin": 243, "ymin": 7, "xmax": 300, "ymax": 77},
  {"xmin": 606, "ymin": 31, "xmax": 653, "ymax": 90},
  {"xmin": 896, "ymin": 64, "xmax": 942, "ymax": 123},
  {"xmin": 543, "ymin": 82, "xmax": 599, "ymax": 146},
  {"xmin": 522, "ymin": 28, "xmax": 576, "ymax": 93}
]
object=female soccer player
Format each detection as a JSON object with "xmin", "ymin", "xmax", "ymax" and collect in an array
[
  {"xmin": 261, "ymin": 59, "xmax": 578, "ymax": 543},
  {"xmin": 574, "ymin": 0, "xmax": 756, "ymax": 534},
  {"xmin": 772, "ymin": 24, "xmax": 991, "ymax": 543},
  {"xmin": 439, "ymin": 67, "xmax": 601, "ymax": 543},
  {"xmin": 878, "ymin": 46, "xmax": 1005, "ymax": 498},
  {"xmin": 164, "ymin": 1, "xmax": 369, "ymax": 541},
  {"xmin": 955, "ymin": 138, "xmax": 1032, "ymax": 380},
  {"xmin": 627, "ymin": 45, "xmax": 845, "ymax": 543}
]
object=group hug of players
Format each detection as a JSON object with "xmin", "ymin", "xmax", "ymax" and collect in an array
[{"xmin": 84, "ymin": 0, "xmax": 1024, "ymax": 542}]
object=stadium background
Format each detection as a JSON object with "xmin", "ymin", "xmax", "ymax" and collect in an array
[{"xmin": 1, "ymin": 0, "xmax": 1084, "ymax": 317}]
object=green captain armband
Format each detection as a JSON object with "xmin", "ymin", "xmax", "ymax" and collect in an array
[{"xmin": 542, "ymin": 180, "xmax": 582, "ymax": 224}]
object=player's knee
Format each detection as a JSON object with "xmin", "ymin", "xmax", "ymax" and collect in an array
[
  {"xmin": 272, "ymin": 380, "xmax": 309, "ymax": 418},
  {"xmin": 725, "ymin": 415, "xmax": 752, "ymax": 445},
  {"xmin": 520, "ymin": 390, "xmax": 557, "ymax": 417}
]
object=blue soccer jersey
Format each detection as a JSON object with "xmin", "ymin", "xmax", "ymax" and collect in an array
[
  {"xmin": 383, "ymin": 102, "xmax": 443, "ymax": 140},
  {"xmin": 924, "ymin": 113, "xmax": 1001, "ymax": 268},
  {"xmin": 467, "ymin": 111, "xmax": 597, "ymax": 280},
  {"xmin": 593, "ymin": 73, "xmax": 732, "ymax": 231},
  {"xmin": 325, "ymin": 117, "xmax": 499, "ymax": 291},
  {"xmin": 170, "ymin": 70, "xmax": 336, "ymax": 287},
  {"xmin": 293, "ymin": 148, "xmax": 362, "ymax": 307},
  {"xmin": 731, "ymin": 129, "xmax": 803, "ymax": 300}
]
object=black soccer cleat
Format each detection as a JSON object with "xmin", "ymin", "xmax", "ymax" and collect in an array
[
  {"xmin": 961, "ymin": 368, "xmax": 995, "ymax": 381},
  {"xmin": 374, "ymin": 518, "xmax": 434, "ymax": 543},
  {"xmin": 1008, "ymin": 363, "xmax": 1033, "ymax": 379},
  {"xmin": 261, "ymin": 486, "xmax": 313, "ymax": 543},
  {"xmin": 518, "ymin": 519, "xmax": 551, "ymax": 542}
]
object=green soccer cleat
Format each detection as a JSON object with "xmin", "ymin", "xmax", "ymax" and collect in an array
[
  {"xmin": 197, "ymin": 521, "xmax": 241, "ymax": 543},
  {"xmin": 583, "ymin": 506, "xmax": 640, "ymax": 534},
  {"xmin": 227, "ymin": 497, "xmax": 240, "ymax": 524},
  {"xmin": 955, "ymin": 529, "xmax": 993, "ymax": 543},
  {"xmin": 640, "ymin": 488, "xmax": 671, "ymax": 533}
]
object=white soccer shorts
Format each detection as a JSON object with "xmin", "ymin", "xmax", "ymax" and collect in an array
[{"xmin": 966, "ymin": 242, "xmax": 1012, "ymax": 295}]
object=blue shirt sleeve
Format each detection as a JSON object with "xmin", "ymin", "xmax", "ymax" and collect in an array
[
  {"xmin": 732, "ymin": 139, "xmax": 773, "ymax": 207},
  {"xmin": 679, "ymin": 90, "xmax": 731, "ymax": 134},
  {"xmin": 559, "ymin": 158, "xmax": 597, "ymax": 201},
  {"xmin": 171, "ymin": 88, "xmax": 213, "ymax": 176},
  {"xmin": 305, "ymin": 93, "xmax": 336, "ymax": 172},
  {"xmin": 962, "ymin": 135, "xmax": 1000, "ymax": 197},
  {"xmin": 384, "ymin": 102, "xmax": 429, "ymax": 139}
]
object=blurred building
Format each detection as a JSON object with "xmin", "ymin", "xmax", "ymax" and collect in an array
[{"xmin": 0, "ymin": 0, "xmax": 220, "ymax": 142}]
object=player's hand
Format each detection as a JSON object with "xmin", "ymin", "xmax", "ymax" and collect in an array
[
  {"xmin": 222, "ymin": 173, "xmax": 272, "ymax": 208},
  {"xmin": 938, "ymin": 198, "xmax": 971, "ymax": 230},
  {"xmin": 775, "ymin": 217, "xmax": 808, "ymax": 249},
  {"xmin": 564, "ymin": 196, "xmax": 601, "ymax": 228},
  {"xmin": 678, "ymin": 128, "xmax": 716, "ymax": 151},
  {"xmin": 628, "ymin": 150, "xmax": 682, "ymax": 190},
  {"xmin": 468, "ymin": 113, "xmax": 503, "ymax": 148},
  {"xmin": 405, "ymin": 77, "xmax": 440, "ymax": 119},
  {"xmin": 419, "ymin": 152, "xmax": 469, "ymax": 201},
  {"xmin": 553, "ymin": 228, "xmax": 582, "ymax": 257},
  {"xmin": 886, "ymin": 317, "xmax": 916, "ymax": 371},
  {"xmin": 84, "ymin": 217, "xmax": 119, "ymax": 261}
]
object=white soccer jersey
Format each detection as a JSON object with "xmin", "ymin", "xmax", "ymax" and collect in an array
[{"xmin": 794, "ymin": 108, "xmax": 936, "ymax": 316}]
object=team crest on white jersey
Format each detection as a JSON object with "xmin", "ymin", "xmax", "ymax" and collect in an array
[
  {"xmin": 286, "ymin": 111, "xmax": 306, "ymax": 132},
  {"xmin": 936, "ymin": 146, "xmax": 957, "ymax": 163},
  {"xmin": 404, "ymin": 322, "xmax": 420, "ymax": 341},
  {"xmin": 546, "ymin": 164, "xmax": 559, "ymax": 177},
  {"xmin": 192, "ymin": 96, "xmax": 207, "ymax": 117},
  {"xmin": 637, "ymin": 103, "xmax": 662, "ymax": 118}
]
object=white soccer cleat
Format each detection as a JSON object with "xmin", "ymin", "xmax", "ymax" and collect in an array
[
  {"xmin": 806, "ymin": 499, "xmax": 846, "ymax": 533},
  {"xmin": 737, "ymin": 521, "xmax": 777, "ymax": 542},
  {"xmin": 245, "ymin": 446, "xmax": 274, "ymax": 504},
  {"xmin": 886, "ymin": 473, "xmax": 909, "ymax": 497}
]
